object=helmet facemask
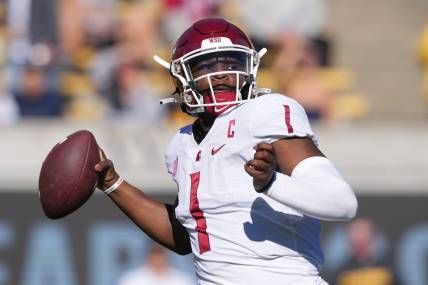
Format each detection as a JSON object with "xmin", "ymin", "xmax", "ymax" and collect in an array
[{"xmin": 170, "ymin": 42, "xmax": 262, "ymax": 116}]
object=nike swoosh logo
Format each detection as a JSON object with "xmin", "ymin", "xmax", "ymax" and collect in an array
[{"xmin": 211, "ymin": 144, "xmax": 226, "ymax": 155}]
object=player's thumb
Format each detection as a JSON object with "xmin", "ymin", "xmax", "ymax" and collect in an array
[
  {"xmin": 98, "ymin": 147, "xmax": 107, "ymax": 161},
  {"xmin": 94, "ymin": 159, "xmax": 112, "ymax": 172}
]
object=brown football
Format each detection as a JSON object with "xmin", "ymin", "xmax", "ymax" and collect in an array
[{"xmin": 39, "ymin": 130, "xmax": 100, "ymax": 219}]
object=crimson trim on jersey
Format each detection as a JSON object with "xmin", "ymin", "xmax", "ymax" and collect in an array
[
  {"xmin": 284, "ymin": 105, "xmax": 294, "ymax": 133},
  {"xmin": 196, "ymin": 150, "xmax": 202, "ymax": 161},
  {"xmin": 189, "ymin": 172, "xmax": 211, "ymax": 254}
]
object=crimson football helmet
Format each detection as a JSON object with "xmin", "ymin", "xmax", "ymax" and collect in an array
[{"xmin": 154, "ymin": 18, "xmax": 268, "ymax": 116}]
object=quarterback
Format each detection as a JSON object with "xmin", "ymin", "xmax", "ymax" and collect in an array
[{"xmin": 95, "ymin": 19, "xmax": 358, "ymax": 285}]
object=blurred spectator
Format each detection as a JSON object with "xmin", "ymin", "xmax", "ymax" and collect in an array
[
  {"xmin": 160, "ymin": 0, "xmax": 223, "ymax": 45},
  {"xmin": 7, "ymin": 0, "xmax": 58, "ymax": 65},
  {"xmin": 60, "ymin": 0, "xmax": 118, "ymax": 88},
  {"xmin": 117, "ymin": 243, "xmax": 194, "ymax": 285},
  {"xmin": 0, "ymin": 77, "xmax": 19, "ymax": 126},
  {"xmin": 108, "ymin": 62, "xmax": 165, "ymax": 122},
  {"xmin": 59, "ymin": 0, "xmax": 117, "ymax": 54},
  {"xmin": 235, "ymin": 0, "xmax": 326, "ymax": 51},
  {"xmin": 29, "ymin": 0, "xmax": 58, "ymax": 46},
  {"xmin": 13, "ymin": 65, "xmax": 64, "ymax": 117},
  {"xmin": 335, "ymin": 218, "xmax": 399, "ymax": 285},
  {"xmin": 419, "ymin": 23, "xmax": 428, "ymax": 105},
  {"xmin": 89, "ymin": 1, "xmax": 163, "ymax": 113},
  {"xmin": 7, "ymin": 0, "xmax": 32, "ymax": 65},
  {"xmin": 270, "ymin": 34, "xmax": 335, "ymax": 124},
  {"xmin": 116, "ymin": 1, "xmax": 161, "ymax": 63}
]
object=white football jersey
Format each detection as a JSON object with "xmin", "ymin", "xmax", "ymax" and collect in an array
[{"xmin": 165, "ymin": 94, "xmax": 325, "ymax": 285}]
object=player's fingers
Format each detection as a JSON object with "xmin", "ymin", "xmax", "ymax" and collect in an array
[
  {"xmin": 245, "ymin": 162, "xmax": 273, "ymax": 191},
  {"xmin": 246, "ymin": 162, "xmax": 272, "ymax": 183},
  {"xmin": 254, "ymin": 149, "xmax": 275, "ymax": 163},
  {"xmin": 244, "ymin": 162, "xmax": 264, "ymax": 177},
  {"xmin": 254, "ymin": 144, "xmax": 275, "ymax": 162},
  {"xmin": 95, "ymin": 159, "xmax": 113, "ymax": 172},
  {"xmin": 247, "ymin": 159, "xmax": 270, "ymax": 172},
  {"xmin": 246, "ymin": 162, "xmax": 272, "ymax": 185},
  {"xmin": 254, "ymin": 143, "xmax": 274, "ymax": 154}
]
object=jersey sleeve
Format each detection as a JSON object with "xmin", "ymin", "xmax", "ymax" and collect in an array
[
  {"xmin": 249, "ymin": 94, "xmax": 317, "ymax": 144},
  {"xmin": 164, "ymin": 131, "xmax": 181, "ymax": 180},
  {"xmin": 164, "ymin": 124, "xmax": 192, "ymax": 181}
]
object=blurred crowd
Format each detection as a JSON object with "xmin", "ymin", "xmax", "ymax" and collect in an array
[
  {"xmin": 115, "ymin": 218, "xmax": 400, "ymax": 285},
  {"xmin": 324, "ymin": 217, "xmax": 400, "ymax": 285},
  {"xmin": 117, "ymin": 243, "xmax": 195, "ymax": 285},
  {"xmin": 0, "ymin": 0, "xmax": 370, "ymax": 128}
]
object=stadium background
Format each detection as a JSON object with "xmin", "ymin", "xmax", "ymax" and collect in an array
[{"xmin": 0, "ymin": 0, "xmax": 428, "ymax": 284}]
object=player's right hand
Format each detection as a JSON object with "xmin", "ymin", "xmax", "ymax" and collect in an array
[{"xmin": 95, "ymin": 147, "xmax": 120, "ymax": 191}]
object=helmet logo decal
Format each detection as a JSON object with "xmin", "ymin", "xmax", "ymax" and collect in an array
[
  {"xmin": 209, "ymin": 37, "xmax": 222, "ymax": 43},
  {"xmin": 201, "ymin": 37, "xmax": 233, "ymax": 48}
]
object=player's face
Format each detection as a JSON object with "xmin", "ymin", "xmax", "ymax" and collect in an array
[{"xmin": 188, "ymin": 51, "xmax": 248, "ymax": 96}]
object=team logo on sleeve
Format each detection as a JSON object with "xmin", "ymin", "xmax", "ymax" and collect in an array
[{"xmin": 172, "ymin": 158, "xmax": 178, "ymax": 176}]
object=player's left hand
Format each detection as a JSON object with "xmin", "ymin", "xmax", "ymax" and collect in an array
[{"xmin": 244, "ymin": 143, "xmax": 277, "ymax": 193}]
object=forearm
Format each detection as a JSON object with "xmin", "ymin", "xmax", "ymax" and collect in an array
[
  {"xmin": 107, "ymin": 181, "xmax": 191, "ymax": 254},
  {"xmin": 265, "ymin": 157, "xmax": 358, "ymax": 221}
]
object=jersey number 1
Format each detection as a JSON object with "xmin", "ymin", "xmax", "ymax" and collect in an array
[
  {"xmin": 189, "ymin": 172, "xmax": 211, "ymax": 254},
  {"xmin": 284, "ymin": 105, "xmax": 294, "ymax": 133}
]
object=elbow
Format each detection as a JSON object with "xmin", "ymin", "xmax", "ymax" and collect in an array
[
  {"xmin": 321, "ymin": 183, "xmax": 358, "ymax": 221},
  {"xmin": 318, "ymin": 193, "xmax": 357, "ymax": 221},
  {"xmin": 344, "ymin": 192, "xmax": 358, "ymax": 220},
  {"xmin": 338, "ymin": 186, "xmax": 358, "ymax": 220}
]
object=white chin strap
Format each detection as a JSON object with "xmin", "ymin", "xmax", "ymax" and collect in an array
[
  {"xmin": 159, "ymin": 97, "xmax": 177, "ymax": 105},
  {"xmin": 153, "ymin": 55, "xmax": 171, "ymax": 69}
]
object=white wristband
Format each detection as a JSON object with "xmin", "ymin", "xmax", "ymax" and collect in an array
[{"xmin": 104, "ymin": 177, "xmax": 124, "ymax": 195}]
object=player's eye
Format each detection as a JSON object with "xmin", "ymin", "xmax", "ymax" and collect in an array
[
  {"xmin": 200, "ymin": 63, "xmax": 217, "ymax": 71},
  {"xmin": 225, "ymin": 63, "xmax": 239, "ymax": 70},
  {"xmin": 191, "ymin": 62, "xmax": 215, "ymax": 74},
  {"xmin": 202, "ymin": 61, "xmax": 242, "ymax": 71}
]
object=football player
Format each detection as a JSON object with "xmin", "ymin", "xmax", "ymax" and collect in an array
[{"xmin": 95, "ymin": 18, "xmax": 358, "ymax": 285}]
